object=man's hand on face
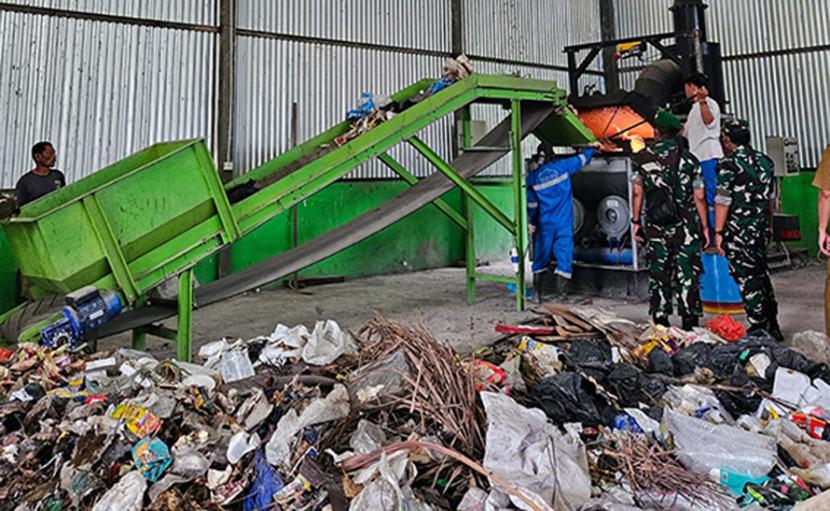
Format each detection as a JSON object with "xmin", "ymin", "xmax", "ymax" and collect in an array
[{"xmin": 697, "ymin": 86, "xmax": 709, "ymax": 102}]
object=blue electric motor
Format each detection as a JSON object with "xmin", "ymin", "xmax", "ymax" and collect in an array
[{"xmin": 40, "ymin": 286, "xmax": 124, "ymax": 349}]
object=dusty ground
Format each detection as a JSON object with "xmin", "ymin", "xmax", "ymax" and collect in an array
[{"xmin": 99, "ymin": 260, "xmax": 827, "ymax": 358}]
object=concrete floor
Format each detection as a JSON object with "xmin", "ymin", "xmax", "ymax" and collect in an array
[{"xmin": 100, "ymin": 261, "xmax": 828, "ymax": 359}]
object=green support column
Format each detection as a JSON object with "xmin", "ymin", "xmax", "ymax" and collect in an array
[
  {"xmin": 459, "ymin": 106, "xmax": 476, "ymax": 304},
  {"xmin": 177, "ymin": 269, "xmax": 194, "ymax": 361},
  {"xmin": 464, "ymin": 192, "xmax": 476, "ymax": 304},
  {"xmin": 511, "ymin": 100, "xmax": 527, "ymax": 311},
  {"xmin": 132, "ymin": 328, "xmax": 146, "ymax": 351}
]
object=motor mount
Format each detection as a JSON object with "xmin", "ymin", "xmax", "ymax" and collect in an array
[{"xmin": 40, "ymin": 286, "xmax": 124, "ymax": 349}]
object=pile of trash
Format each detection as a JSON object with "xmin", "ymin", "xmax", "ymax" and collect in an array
[
  {"xmin": 331, "ymin": 55, "xmax": 474, "ymax": 147},
  {"xmin": 3, "ymin": 308, "xmax": 830, "ymax": 510}
]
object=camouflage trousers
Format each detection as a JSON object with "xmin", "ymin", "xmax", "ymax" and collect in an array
[
  {"xmin": 646, "ymin": 230, "xmax": 703, "ymax": 320},
  {"xmin": 723, "ymin": 229, "xmax": 778, "ymax": 328}
]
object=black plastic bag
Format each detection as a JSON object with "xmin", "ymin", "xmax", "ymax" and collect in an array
[
  {"xmin": 672, "ymin": 342, "xmax": 713, "ymax": 376},
  {"xmin": 531, "ymin": 372, "xmax": 615, "ymax": 426},
  {"xmin": 605, "ymin": 363, "xmax": 666, "ymax": 407},
  {"xmin": 647, "ymin": 347, "xmax": 674, "ymax": 375},
  {"xmin": 562, "ymin": 339, "xmax": 614, "ymax": 381}
]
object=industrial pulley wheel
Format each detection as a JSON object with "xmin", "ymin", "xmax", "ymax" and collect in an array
[
  {"xmin": 597, "ymin": 195, "xmax": 630, "ymax": 239},
  {"xmin": 573, "ymin": 198, "xmax": 586, "ymax": 235}
]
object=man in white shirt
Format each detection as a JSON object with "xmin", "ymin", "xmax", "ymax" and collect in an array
[{"xmin": 683, "ymin": 73, "xmax": 723, "ymax": 208}]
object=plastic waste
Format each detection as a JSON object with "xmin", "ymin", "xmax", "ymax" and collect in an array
[
  {"xmin": 111, "ymin": 404, "xmax": 162, "ymax": 439},
  {"xmin": 532, "ymin": 372, "xmax": 615, "ymax": 426},
  {"xmin": 132, "ymin": 436, "xmax": 173, "ymax": 482},
  {"xmin": 792, "ymin": 331, "xmax": 830, "ymax": 367},
  {"xmin": 349, "ymin": 419, "xmax": 386, "ymax": 454},
  {"xmin": 481, "ymin": 391, "xmax": 591, "ymax": 511},
  {"xmin": 91, "ymin": 471, "xmax": 146, "ymax": 511},
  {"xmin": 665, "ymin": 408, "xmax": 776, "ymax": 478},
  {"xmin": 458, "ymin": 487, "xmax": 488, "ymax": 511},
  {"xmin": 348, "ymin": 349, "xmax": 410, "ymax": 404},
  {"xmin": 709, "ymin": 468, "xmax": 770, "ymax": 495},
  {"xmin": 606, "ymin": 363, "xmax": 667, "ymax": 407},
  {"xmin": 236, "ymin": 389, "xmax": 273, "ymax": 430},
  {"xmin": 613, "ymin": 413, "xmax": 644, "ymax": 433},
  {"xmin": 220, "ymin": 348, "xmax": 255, "ymax": 383},
  {"xmin": 705, "ymin": 314, "xmax": 747, "ymax": 342},
  {"xmin": 227, "ymin": 431, "xmax": 261, "ymax": 464},
  {"xmin": 562, "ymin": 339, "xmax": 614, "ymax": 380},
  {"xmin": 265, "ymin": 384, "xmax": 350, "ymax": 467},
  {"xmin": 672, "ymin": 342, "xmax": 713, "ymax": 376},
  {"xmin": 346, "ymin": 93, "xmax": 375, "ymax": 121},
  {"xmin": 244, "ymin": 451, "xmax": 285, "ymax": 511},
  {"xmin": 772, "ymin": 367, "xmax": 812, "ymax": 408}
]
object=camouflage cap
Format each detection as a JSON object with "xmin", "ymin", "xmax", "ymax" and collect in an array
[
  {"xmin": 654, "ymin": 110, "xmax": 683, "ymax": 131},
  {"xmin": 721, "ymin": 118, "xmax": 750, "ymax": 137}
]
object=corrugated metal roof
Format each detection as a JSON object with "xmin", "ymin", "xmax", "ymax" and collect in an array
[
  {"xmin": 234, "ymin": 35, "xmax": 452, "ymax": 179},
  {"xmin": 237, "ymin": 0, "xmax": 450, "ymax": 53},
  {"xmin": 0, "ymin": 10, "xmax": 215, "ymax": 188},
  {"xmin": 0, "ymin": 0, "xmax": 217, "ymax": 25}
]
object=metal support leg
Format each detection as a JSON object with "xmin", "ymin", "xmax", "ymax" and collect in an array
[
  {"xmin": 177, "ymin": 269, "xmax": 194, "ymax": 361},
  {"xmin": 511, "ymin": 100, "xmax": 527, "ymax": 311},
  {"xmin": 132, "ymin": 328, "xmax": 146, "ymax": 351},
  {"xmin": 464, "ymin": 192, "xmax": 476, "ymax": 304}
]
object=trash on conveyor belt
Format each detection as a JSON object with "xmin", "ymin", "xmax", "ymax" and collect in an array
[{"xmin": 4, "ymin": 307, "xmax": 830, "ymax": 510}]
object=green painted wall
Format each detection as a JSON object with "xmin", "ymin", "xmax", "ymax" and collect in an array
[
  {"xmin": 0, "ymin": 230, "xmax": 18, "ymax": 313},
  {"xmin": 781, "ymin": 172, "xmax": 819, "ymax": 257},
  {"xmin": 193, "ymin": 180, "xmax": 515, "ymax": 286}
]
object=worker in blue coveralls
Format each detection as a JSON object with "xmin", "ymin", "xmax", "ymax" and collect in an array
[{"xmin": 527, "ymin": 142, "xmax": 600, "ymax": 302}]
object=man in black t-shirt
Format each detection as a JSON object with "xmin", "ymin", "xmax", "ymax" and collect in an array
[{"xmin": 15, "ymin": 141, "xmax": 66, "ymax": 207}]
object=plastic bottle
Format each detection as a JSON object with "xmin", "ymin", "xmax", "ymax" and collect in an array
[{"xmin": 709, "ymin": 468, "xmax": 770, "ymax": 495}]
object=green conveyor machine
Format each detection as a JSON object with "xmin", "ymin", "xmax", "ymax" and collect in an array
[{"xmin": 0, "ymin": 74, "xmax": 595, "ymax": 360}]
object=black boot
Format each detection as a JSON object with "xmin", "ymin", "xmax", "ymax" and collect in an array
[
  {"xmin": 533, "ymin": 272, "xmax": 544, "ymax": 305},
  {"xmin": 767, "ymin": 316, "xmax": 784, "ymax": 342},
  {"xmin": 653, "ymin": 315, "xmax": 670, "ymax": 327},
  {"xmin": 553, "ymin": 274, "xmax": 570, "ymax": 303},
  {"xmin": 682, "ymin": 315, "xmax": 699, "ymax": 331}
]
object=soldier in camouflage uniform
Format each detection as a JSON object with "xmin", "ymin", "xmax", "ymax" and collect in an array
[
  {"xmin": 631, "ymin": 111, "xmax": 710, "ymax": 330},
  {"xmin": 713, "ymin": 119, "xmax": 782, "ymax": 341}
]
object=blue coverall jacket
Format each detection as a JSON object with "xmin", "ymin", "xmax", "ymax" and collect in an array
[{"xmin": 526, "ymin": 148, "xmax": 595, "ymax": 278}]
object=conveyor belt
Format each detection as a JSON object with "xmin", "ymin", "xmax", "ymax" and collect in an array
[{"xmin": 93, "ymin": 102, "xmax": 556, "ymax": 338}]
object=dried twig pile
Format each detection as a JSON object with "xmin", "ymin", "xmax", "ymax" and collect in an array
[
  {"xmin": 353, "ymin": 314, "xmax": 487, "ymax": 458},
  {"xmin": 594, "ymin": 434, "xmax": 732, "ymax": 508}
]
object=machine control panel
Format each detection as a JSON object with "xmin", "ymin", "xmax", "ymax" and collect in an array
[{"xmin": 766, "ymin": 137, "xmax": 800, "ymax": 177}]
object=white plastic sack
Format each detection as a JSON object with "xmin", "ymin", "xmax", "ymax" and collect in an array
[
  {"xmin": 664, "ymin": 408, "xmax": 776, "ymax": 478},
  {"xmin": 265, "ymin": 320, "xmax": 355, "ymax": 366},
  {"xmin": 266, "ymin": 384, "xmax": 350, "ymax": 467},
  {"xmin": 92, "ymin": 471, "xmax": 146, "ymax": 511},
  {"xmin": 480, "ymin": 391, "xmax": 591, "ymax": 511}
]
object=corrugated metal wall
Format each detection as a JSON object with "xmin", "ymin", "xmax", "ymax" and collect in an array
[
  {"xmin": 0, "ymin": 1, "xmax": 604, "ymax": 188},
  {"xmin": 0, "ymin": 8, "xmax": 215, "ymax": 188},
  {"xmin": 614, "ymin": 0, "xmax": 830, "ymax": 168}
]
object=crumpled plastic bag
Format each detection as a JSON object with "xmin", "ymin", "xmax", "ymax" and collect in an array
[
  {"xmin": 244, "ymin": 451, "xmax": 284, "ymax": 511},
  {"xmin": 705, "ymin": 314, "xmax": 747, "ymax": 342},
  {"xmin": 664, "ymin": 408, "xmax": 776, "ymax": 478},
  {"xmin": 92, "ymin": 470, "xmax": 146, "ymax": 511},
  {"xmin": 481, "ymin": 391, "xmax": 591, "ymax": 511},
  {"xmin": 265, "ymin": 320, "xmax": 356, "ymax": 366},
  {"xmin": 265, "ymin": 384, "xmax": 350, "ymax": 467},
  {"xmin": 532, "ymin": 372, "xmax": 615, "ymax": 426},
  {"xmin": 791, "ymin": 331, "xmax": 830, "ymax": 367}
]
